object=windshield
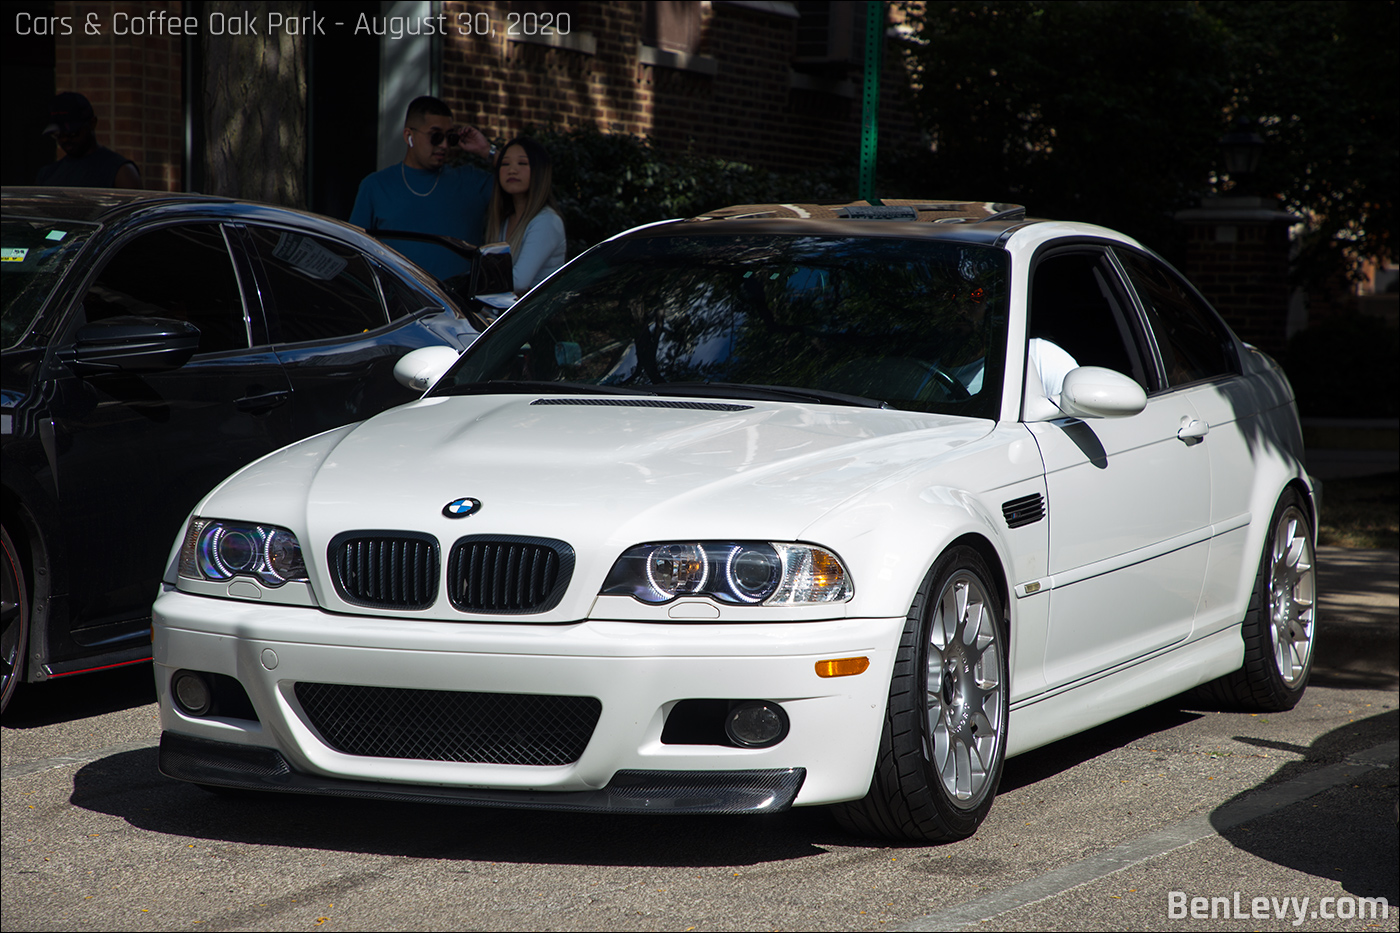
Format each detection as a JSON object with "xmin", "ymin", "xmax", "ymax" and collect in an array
[
  {"xmin": 437, "ymin": 233, "xmax": 1010, "ymax": 416},
  {"xmin": 2, "ymin": 218, "xmax": 98, "ymax": 349}
]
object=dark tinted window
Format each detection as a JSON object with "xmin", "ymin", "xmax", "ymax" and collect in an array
[
  {"xmin": 442, "ymin": 234, "xmax": 1011, "ymax": 417},
  {"xmin": 246, "ymin": 227, "xmax": 388, "ymax": 343},
  {"xmin": 378, "ymin": 265, "xmax": 442, "ymax": 320},
  {"xmin": 1, "ymin": 218, "xmax": 98, "ymax": 348},
  {"xmin": 1029, "ymin": 250, "xmax": 1154, "ymax": 391},
  {"xmin": 83, "ymin": 224, "xmax": 248, "ymax": 353},
  {"xmin": 1116, "ymin": 250, "xmax": 1237, "ymax": 386}
]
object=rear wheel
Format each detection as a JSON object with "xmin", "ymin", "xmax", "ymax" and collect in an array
[
  {"xmin": 1196, "ymin": 489, "xmax": 1315, "ymax": 711},
  {"xmin": 834, "ymin": 546, "xmax": 1008, "ymax": 842},
  {"xmin": 2, "ymin": 524, "xmax": 29, "ymax": 713}
]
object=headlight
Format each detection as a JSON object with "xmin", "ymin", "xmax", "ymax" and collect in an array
[
  {"xmin": 178, "ymin": 518, "xmax": 308, "ymax": 587},
  {"xmin": 602, "ymin": 542, "xmax": 853, "ymax": 606}
]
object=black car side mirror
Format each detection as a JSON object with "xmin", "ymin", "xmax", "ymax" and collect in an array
[{"xmin": 65, "ymin": 316, "xmax": 202, "ymax": 375}]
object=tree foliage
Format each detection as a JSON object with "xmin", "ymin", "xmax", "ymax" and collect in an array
[
  {"xmin": 517, "ymin": 125, "xmax": 850, "ymax": 253},
  {"xmin": 895, "ymin": 0, "xmax": 1397, "ymax": 280}
]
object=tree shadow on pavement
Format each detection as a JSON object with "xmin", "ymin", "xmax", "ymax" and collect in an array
[{"xmin": 1214, "ymin": 708, "xmax": 1398, "ymax": 905}]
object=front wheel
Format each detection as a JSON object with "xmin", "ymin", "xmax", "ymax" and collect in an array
[{"xmin": 833, "ymin": 546, "xmax": 1008, "ymax": 842}]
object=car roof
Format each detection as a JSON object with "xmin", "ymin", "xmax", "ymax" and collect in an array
[
  {"xmin": 0, "ymin": 188, "xmax": 378, "ymax": 242},
  {"xmin": 617, "ymin": 198, "xmax": 1035, "ymax": 246},
  {"xmin": 0, "ymin": 188, "xmax": 235, "ymax": 224},
  {"xmin": 609, "ymin": 199, "xmax": 1144, "ymax": 253}
]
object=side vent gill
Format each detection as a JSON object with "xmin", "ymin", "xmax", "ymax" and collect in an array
[{"xmin": 1002, "ymin": 493, "xmax": 1045, "ymax": 529}]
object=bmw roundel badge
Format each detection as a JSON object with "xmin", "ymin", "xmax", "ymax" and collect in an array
[{"xmin": 442, "ymin": 497, "xmax": 482, "ymax": 518}]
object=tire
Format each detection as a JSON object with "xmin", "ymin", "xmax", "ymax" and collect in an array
[
  {"xmin": 1196, "ymin": 490, "xmax": 1316, "ymax": 712},
  {"xmin": 833, "ymin": 546, "xmax": 1008, "ymax": 842},
  {"xmin": 2, "ymin": 524, "xmax": 29, "ymax": 714}
]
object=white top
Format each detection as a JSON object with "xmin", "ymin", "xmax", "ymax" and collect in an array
[{"xmin": 502, "ymin": 207, "xmax": 567, "ymax": 293}]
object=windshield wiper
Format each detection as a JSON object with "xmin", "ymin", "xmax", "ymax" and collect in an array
[
  {"xmin": 650, "ymin": 382, "xmax": 887, "ymax": 409},
  {"xmin": 434, "ymin": 380, "xmax": 659, "ymax": 398}
]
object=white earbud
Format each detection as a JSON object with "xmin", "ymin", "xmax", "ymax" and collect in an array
[{"xmin": 408, "ymin": 136, "xmax": 414, "ymax": 148}]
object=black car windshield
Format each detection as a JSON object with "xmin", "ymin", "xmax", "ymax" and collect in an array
[
  {"xmin": 2, "ymin": 218, "xmax": 98, "ymax": 349},
  {"xmin": 436, "ymin": 233, "xmax": 1010, "ymax": 417}
]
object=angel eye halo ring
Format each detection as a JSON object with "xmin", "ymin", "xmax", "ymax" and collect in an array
[
  {"xmin": 178, "ymin": 518, "xmax": 308, "ymax": 588},
  {"xmin": 602, "ymin": 541, "xmax": 852, "ymax": 606}
]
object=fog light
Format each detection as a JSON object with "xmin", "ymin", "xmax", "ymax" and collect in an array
[
  {"xmin": 725, "ymin": 701, "xmax": 789, "ymax": 748},
  {"xmin": 171, "ymin": 670, "xmax": 213, "ymax": 716}
]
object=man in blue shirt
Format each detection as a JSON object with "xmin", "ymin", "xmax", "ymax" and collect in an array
[{"xmin": 350, "ymin": 96, "xmax": 495, "ymax": 281}]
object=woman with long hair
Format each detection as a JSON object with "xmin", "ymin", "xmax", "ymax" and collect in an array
[{"xmin": 484, "ymin": 136, "xmax": 566, "ymax": 293}]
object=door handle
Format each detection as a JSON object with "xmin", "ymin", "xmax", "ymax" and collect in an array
[
  {"xmin": 235, "ymin": 389, "xmax": 291, "ymax": 414},
  {"xmin": 1177, "ymin": 417, "xmax": 1209, "ymax": 442}
]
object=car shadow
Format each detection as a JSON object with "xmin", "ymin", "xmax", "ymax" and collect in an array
[
  {"xmin": 2, "ymin": 662, "xmax": 156, "ymax": 728},
  {"xmin": 999, "ymin": 699, "xmax": 1202, "ymax": 793},
  {"xmin": 62, "ymin": 695, "xmax": 1205, "ymax": 862},
  {"xmin": 69, "ymin": 746, "xmax": 840, "ymax": 866},
  {"xmin": 1211, "ymin": 708, "xmax": 1398, "ymax": 905}
]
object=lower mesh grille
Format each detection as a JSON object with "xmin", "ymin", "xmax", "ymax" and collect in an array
[{"xmin": 294, "ymin": 682, "xmax": 601, "ymax": 765}]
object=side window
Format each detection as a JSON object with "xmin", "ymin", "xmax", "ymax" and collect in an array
[
  {"xmin": 1115, "ymin": 249, "xmax": 1238, "ymax": 386},
  {"xmin": 245, "ymin": 227, "xmax": 388, "ymax": 344},
  {"xmin": 377, "ymin": 266, "xmax": 441, "ymax": 320},
  {"xmin": 83, "ymin": 224, "xmax": 248, "ymax": 354},
  {"xmin": 1028, "ymin": 251, "xmax": 1155, "ymax": 392}
]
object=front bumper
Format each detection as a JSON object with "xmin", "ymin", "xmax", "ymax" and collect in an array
[{"xmin": 152, "ymin": 588, "xmax": 903, "ymax": 807}]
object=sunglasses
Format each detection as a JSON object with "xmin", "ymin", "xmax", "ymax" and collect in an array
[{"xmin": 424, "ymin": 129, "xmax": 463, "ymax": 148}]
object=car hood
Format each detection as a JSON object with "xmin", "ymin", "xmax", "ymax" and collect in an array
[
  {"xmin": 300, "ymin": 394, "xmax": 992, "ymax": 538},
  {"xmin": 198, "ymin": 394, "xmax": 997, "ymax": 621}
]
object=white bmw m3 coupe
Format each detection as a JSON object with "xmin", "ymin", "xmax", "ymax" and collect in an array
[{"xmin": 153, "ymin": 200, "xmax": 1316, "ymax": 842}]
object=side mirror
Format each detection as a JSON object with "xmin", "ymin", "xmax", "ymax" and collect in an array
[
  {"xmin": 394, "ymin": 345, "xmax": 461, "ymax": 392},
  {"xmin": 67, "ymin": 316, "xmax": 201, "ymax": 374},
  {"xmin": 1057, "ymin": 366, "xmax": 1147, "ymax": 419}
]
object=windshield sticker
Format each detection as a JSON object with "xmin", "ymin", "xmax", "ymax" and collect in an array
[
  {"xmin": 45, "ymin": 230, "xmax": 68, "ymax": 241},
  {"xmin": 1, "ymin": 248, "xmax": 29, "ymax": 263},
  {"xmin": 272, "ymin": 232, "xmax": 347, "ymax": 281}
]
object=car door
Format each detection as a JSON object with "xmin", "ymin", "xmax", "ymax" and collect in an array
[
  {"xmin": 1024, "ymin": 247, "xmax": 1211, "ymax": 689},
  {"xmin": 48, "ymin": 221, "xmax": 293, "ymax": 641},
  {"xmin": 1113, "ymin": 247, "xmax": 1256, "ymax": 637},
  {"xmin": 237, "ymin": 224, "xmax": 474, "ymax": 440}
]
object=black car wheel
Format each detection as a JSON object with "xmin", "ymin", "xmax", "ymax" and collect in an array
[
  {"xmin": 2, "ymin": 524, "xmax": 28, "ymax": 713},
  {"xmin": 834, "ymin": 546, "xmax": 1008, "ymax": 841}
]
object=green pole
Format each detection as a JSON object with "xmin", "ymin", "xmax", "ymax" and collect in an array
[{"xmin": 858, "ymin": 1, "xmax": 885, "ymax": 204}]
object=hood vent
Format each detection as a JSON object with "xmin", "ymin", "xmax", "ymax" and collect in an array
[
  {"xmin": 1002, "ymin": 493, "xmax": 1045, "ymax": 528},
  {"xmin": 531, "ymin": 398, "xmax": 751, "ymax": 412}
]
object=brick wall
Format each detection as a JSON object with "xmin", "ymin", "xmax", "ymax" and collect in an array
[
  {"xmin": 43, "ymin": 1, "xmax": 921, "ymax": 192},
  {"xmin": 1180, "ymin": 214, "xmax": 1293, "ymax": 357},
  {"xmin": 440, "ymin": 1, "xmax": 919, "ymax": 172},
  {"xmin": 53, "ymin": 1, "xmax": 185, "ymax": 191}
]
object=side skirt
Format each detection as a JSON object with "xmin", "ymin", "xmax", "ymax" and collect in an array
[{"xmin": 1007, "ymin": 626, "xmax": 1243, "ymax": 758}]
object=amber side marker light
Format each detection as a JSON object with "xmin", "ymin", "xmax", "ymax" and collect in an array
[{"xmin": 815, "ymin": 656, "xmax": 870, "ymax": 678}]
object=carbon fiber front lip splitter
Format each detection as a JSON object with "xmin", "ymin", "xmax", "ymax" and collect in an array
[{"xmin": 158, "ymin": 732, "xmax": 805, "ymax": 815}]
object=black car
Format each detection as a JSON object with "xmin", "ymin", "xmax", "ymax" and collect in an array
[{"xmin": 1, "ymin": 188, "xmax": 483, "ymax": 710}]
